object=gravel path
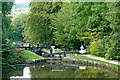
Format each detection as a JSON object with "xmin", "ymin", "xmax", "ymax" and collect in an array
[{"xmin": 82, "ymin": 54, "xmax": 120, "ymax": 66}]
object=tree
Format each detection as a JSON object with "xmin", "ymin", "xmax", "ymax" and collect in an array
[
  {"xmin": 52, "ymin": 2, "xmax": 101, "ymax": 50},
  {"xmin": 22, "ymin": 1, "xmax": 120, "ymax": 60},
  {"xmin": 2, "ymin": 2, "xmax": 14, "ymax": 67},
  {"xmin": 10, "ymin": 13, "xmax": 28, "ymax": 42},
  {"xmin": 29, "ymin": 2, "xmax": 62, "ymax": 14},
  {"xmin": 102, "ymin": 2, "xmax": 120, "ymax": 60},
  {"xmin": 52, "ymin": 3, "xmax": 79, "ymax": 50},
  {"xmin": 2, "ymin": 2, "xmax": 25, "ymax": 68},
  {"xmin": 23, "ymin": 2, "xmax": 62, "ymax": 45},
  {"xmin": 23, "ymin": 13, "xmax": 52, "ymax": 44},
  {"xmin": 52, "ymin": 2, "xmax": 120, "ymax": 60}
]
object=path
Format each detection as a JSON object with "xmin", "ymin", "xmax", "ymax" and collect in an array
[{"xmin": 82, "ymin": 54, "xmax": 120, "ymax": 66}]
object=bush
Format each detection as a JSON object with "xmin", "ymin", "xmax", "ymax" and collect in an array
[
  {"xmin": 89, "ymin": 41, "xmax": 98, "ymax": 56},
  {"xmin": 2, "ymin": 49, "xmax": 25, "ymax": 67},
  {"xmin": 89, "ymin": 40, "xmax": 103, "ymax": 56},
  {"xmin": 86, "ymin": 46, "xmax": 90, "ymax": 54},
  {"xmin": 2, "ymin": 40, "xmax": 25, "ymax": 68},
  {"xmin": 105, "ymin": 53, "xmax": 110, "ymax": 60}
]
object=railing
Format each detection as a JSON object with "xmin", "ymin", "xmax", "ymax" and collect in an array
[{"xmin": 18, "ymin": 44, "xmax": 80, "ymax": 58}]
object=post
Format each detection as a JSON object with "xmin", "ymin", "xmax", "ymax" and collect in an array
[
  {"xmin": 59, "ymin": 54, "xmax": 62, "ymax": 60},
  {"xmin": 25, "ymin": 47, "xmax": 27, "ymax": 50},
  {"xmin": 51, "ymin": 46, "xmax": 55, "ymax": 53},
  {"xmin": 37, "ymin": 44, "xmax": 39, "ymax": 49},
  {"xmin": 64, "ymin": 50, "xmax": 66, "ymax": 57},
  {"xmin": 52, "ymin": 55, "xmax": 54, "ymax": 58},
  {"xmin": 50, "ymin": 47, "xmax": 52, "ymax": 58},
  {"xmin": 39, "ymin": 48, "xmax": 42, "ymax": 56},
  {"xmin": 29, "ymin": 44, "xmax": 31, "ymax": 49},
  {"xmin": 21, "ymin": 44, "xmax": 24, "ymax": 47}
]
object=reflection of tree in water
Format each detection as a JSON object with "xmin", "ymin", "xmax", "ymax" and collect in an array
[
  {"xmin": 30, "ymin": 64, "xmax": 119, "ymax": 78},
  {"xmin": 30, "ymin": 65, "xmax": 76, "ymax": 78},
  {"xmin": 63, "ymin": 60, "xmax": 119, "ymax": 78},
  {"xmin": 2, "ymin": 63, "xmax": 119, "ymax": 79},
  {"xmin": 30, "ymin": 65, "xmax": 50, "ymax": 78},
  {"xmin": 2, "ymin": 65, "xmax": 25, "ymax": 79},
  {"xmin": 75, "ymin": 67, "xmax": 118, "ymax": 78}
]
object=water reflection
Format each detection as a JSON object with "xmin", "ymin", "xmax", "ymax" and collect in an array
[
  {"xmin": 10, "ymin": 67, "xmax": 31, "ymax": 79},
  {"xmin": 2, "ymin": 61, "xmax": 119, "ymax": 79},
  {"xmin": 29, "ymin": 62, "xmax": 119, "ymax": 78}
]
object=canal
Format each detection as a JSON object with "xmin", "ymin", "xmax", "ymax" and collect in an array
[{"xmin": 2, "ymin": 60, "xmax": 119, "ymax": 79}]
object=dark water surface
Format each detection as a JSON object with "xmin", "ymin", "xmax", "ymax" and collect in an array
[{"xmin": 2, "ymin": 61, "xmax": 119, "ymax": 79}]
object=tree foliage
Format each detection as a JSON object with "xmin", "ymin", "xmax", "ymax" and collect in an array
[
  {"xmin": 2, "ymin": 2, "xmax": 25, "ymax": 68},
  {"xmin": 23, "ymin": 2, "xmax": 62, "ymax": 45},
  {"xmin": 23, "ymin": 2, "xmax": 120, "ymax": 60},
  {"xmin": 10, "ymin": 13, "xmax": 28, "ymax": 41},
  {"xmin": 23, "ymin": 13, "xmax": 52, "ymax": 44}
]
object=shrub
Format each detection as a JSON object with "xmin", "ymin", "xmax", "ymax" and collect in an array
[
  {"xmin": 89, "ymin": 40, "xmax": 104, "ymax": 56},
  {"xmin": 105, "ymin": 53, "xmax": 110, "ymax": 60},
  {"xmin": 2, "ymin": 40, "xmax": 25, "ymax": 68}
]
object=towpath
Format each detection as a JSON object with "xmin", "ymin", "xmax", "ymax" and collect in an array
[{"xmin": 42, "ymin": 49, "xmax": 120, "ymax": 66}]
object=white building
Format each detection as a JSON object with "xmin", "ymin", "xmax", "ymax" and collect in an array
[{"xmin": 11, "ymin": 8, "xmax": 29, "ymax": 16}]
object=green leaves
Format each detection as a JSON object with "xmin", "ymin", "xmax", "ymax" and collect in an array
[
  {"xmin": 23, "ymin": 2, "xmax": 62, "ymax": 46},
  {"xmin": 23, "ymin": 13, "xmax": 52, "ymax": 44},
  {"xmin": 10, "ymin": 13, "xmax": 28, "ymax": 41},
  {"xmin": 23, "ymin": 2, "xmax": 120, "ymax": 60},
  {"xmin": 29, "ymin": 2, "xmax": 62, "ymax": 14},
  {"xmin": 2, "ymin": 2, "xmax": 26, "ymax": 68}
]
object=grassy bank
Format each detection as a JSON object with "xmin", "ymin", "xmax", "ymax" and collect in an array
[
  {"xmin": 64, "ymin": 54, "xmax": 119, "ymax": 68},
  {"xmin": 27, "ymin": 48, "xmax": 119, "ymax": 68},
  {"xmin": 23, "ymin": 50, "xmax": 45, "ymax": 60},
  {"xmin": 45, "ymin": 48, "xmax": 64, "ymax": 53}
]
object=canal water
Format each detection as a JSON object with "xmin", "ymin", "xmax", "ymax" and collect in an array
[{"xmin": 2, "ymin": 61, "xmax": 119, "ymax": 79}]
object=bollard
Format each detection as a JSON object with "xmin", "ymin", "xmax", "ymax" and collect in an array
[
  {"xmin": 50, "ymin": 47, "xmax": 52, "ymax": 58},
  {"xmin": 51, "ymin": 46, "xmax": 55, "ymax": 53},
  {"xmin": 59, "ymin": 54, "xmax": 62, "ymax": 60},
  {"xmin": 25, "ymin": 47, "xmax": 27, "ymax": 50},
  {"xmin": 64, "ymin": 50, "xmax": 66, "ymax": 57},
  {"xmin": 48, "ymin": 54, "xmax": 50, "ymax": 58},
  {"xmin": 21, "ymin": 44, "xmax": 24, "ymax": 47},
  {"xmin": 29, "ymin": 44, "xmax": 31, "ymax": 49},
  {"xmin": 37, "ymin": 44, "xmax": 39, "ymax": 49},
  {"xmin": 52, "ymin": 55, "xmax": 54, "ymax": 58}
]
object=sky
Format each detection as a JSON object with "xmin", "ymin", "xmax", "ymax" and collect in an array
[{"xmin": 14, "ymin": 0, "xmax": 31, "ymax": 3}]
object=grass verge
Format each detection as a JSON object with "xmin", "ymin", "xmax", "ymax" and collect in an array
[
  {"xmin": 35, "ymin": 49, "xmax": 119, "ymax": 68},
  {"xmin": 69, "ymin": 55, "xmax": 120, "ymax": 68},
  {"xmin": 44, "ymin": 48, "xmax": 64, "ymax": 53},
  {"xmin": 23, "ymin": 50, "xmax": 45, "ymax": 60},
  {"xmin": 62, "ymin": 54, "xmax": 119, "ymax": 68}
]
